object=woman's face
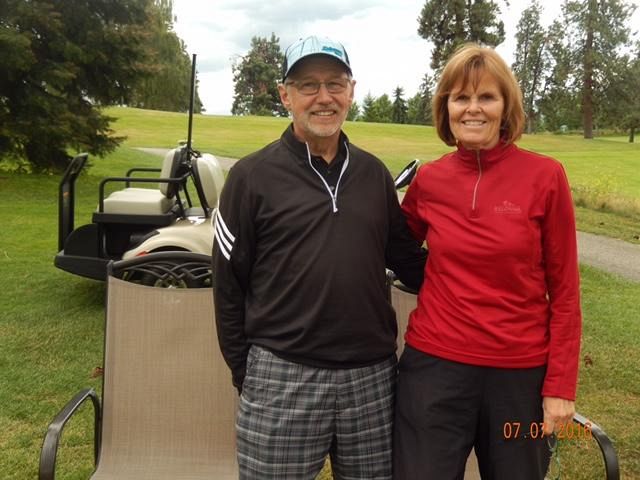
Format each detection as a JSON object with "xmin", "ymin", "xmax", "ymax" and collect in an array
[{"xmin": 447, "ymin": 73, "xmax": 505, "ymax": 151}]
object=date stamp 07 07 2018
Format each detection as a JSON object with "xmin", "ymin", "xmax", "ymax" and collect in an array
[{"xmin": 503, "ymin": 421, "xmax": 593, "ymax": 440}]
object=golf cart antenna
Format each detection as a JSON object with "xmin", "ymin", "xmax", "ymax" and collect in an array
[{"xmin": 186, "ymin": 53, "xmax": 197, "ymax": 155}]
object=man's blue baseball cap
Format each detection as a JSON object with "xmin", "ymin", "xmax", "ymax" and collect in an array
[{"xmin": 282, "ymin": 35, "xmax": 351, "ymax": 81}]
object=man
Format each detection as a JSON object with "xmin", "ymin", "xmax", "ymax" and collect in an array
[{"xmin": 213, "ymin": 35, "xmax": 426, "ymax": 480}]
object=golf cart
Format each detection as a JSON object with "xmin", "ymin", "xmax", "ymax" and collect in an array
[
  {"xmin": 54, "ymin": 54, "xmax": 224, "ymax": 284},
  {"xmin": 54, "ymin": 145, "xmax": 224, "ymax": 283}
]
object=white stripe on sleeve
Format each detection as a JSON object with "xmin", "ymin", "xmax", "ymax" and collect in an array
[
  {"xmin": 214, "ymin": 211, "xmax": 235, "ymax": 261},
  {"xmin": 216, "ymin": 211, "xmax": 236, "ymax": 242}
]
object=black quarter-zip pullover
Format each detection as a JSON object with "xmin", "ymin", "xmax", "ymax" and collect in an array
[{"xmin": 213, "ymin": 125, "xmax": 426, "ymax": 390}]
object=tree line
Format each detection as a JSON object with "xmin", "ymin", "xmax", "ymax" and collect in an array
[
  {"xmin": 232, "ymin": 0, "xmax": 639, "ymax": 141},
  {"xmin": 348, "ymin": 78, "xmax": 435, "ymax": 125},
  {"xmin": 0, "ymin": 0, "xmax": 201, "ymax": 171}
]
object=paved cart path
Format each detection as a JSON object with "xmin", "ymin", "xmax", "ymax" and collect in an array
[{"xmin": 576, "ymin": 231, "xmax": 640, "ymax": 282}]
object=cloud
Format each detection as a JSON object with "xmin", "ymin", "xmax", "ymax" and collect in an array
[{"xmin": 173, "ymin": 0, "xmax": 639, "ymax": 114}]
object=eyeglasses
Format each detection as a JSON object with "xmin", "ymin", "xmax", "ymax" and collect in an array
[{"xmin": 285, "ymin": 78, "xmax": 351, "ymax": 95}]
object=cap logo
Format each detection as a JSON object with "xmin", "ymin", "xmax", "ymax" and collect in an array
[{"xmin": 321, "ymin": 46, "xmax": 343, "ymax": 58}]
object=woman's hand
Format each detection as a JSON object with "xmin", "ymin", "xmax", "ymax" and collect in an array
[{"xmin": 542, "ymin": 396, "xmax": 575, "ymax": 435}]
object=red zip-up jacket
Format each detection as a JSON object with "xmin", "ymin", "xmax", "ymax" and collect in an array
[{"xmin": 402, "ymin": 141, "xmax": 581, "ymax": 400}]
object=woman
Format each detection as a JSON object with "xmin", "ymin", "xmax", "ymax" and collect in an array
[{"xmin": 393, "ymin": 44, "xmax": 582, "ymax": 480}]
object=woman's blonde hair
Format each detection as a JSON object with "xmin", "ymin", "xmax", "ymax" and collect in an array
[{"xmin": 433, "ymin": 43, "xmax": 525, "ymax": 146}]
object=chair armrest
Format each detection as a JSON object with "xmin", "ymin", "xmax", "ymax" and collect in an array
[
  {"xmin": 39, "ymin": 388, "xmax": 101, "ymax": 480},
  {"xmin": 573, "ymin": 412, "xmax": 619, "ymax": 480}
]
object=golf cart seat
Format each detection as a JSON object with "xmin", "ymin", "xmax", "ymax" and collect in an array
[
  {"xmin": 190, "ymin": 153, "xmax": 225, "ymax": 215},
  {"xmin": 100, "ymin": 189, "xmax": 174, "ymax": 216},
  {"xmin": 39, "ymin": 252, "xmax": 239, "ymax": 480},
  {"xmin": 94, "ymin": 149, "xmax": 188, "ymax": 225}
]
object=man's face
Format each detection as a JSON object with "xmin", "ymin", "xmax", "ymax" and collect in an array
[{"xmin": 278, "ymin": 56, "xmax": 355, "ymax": 144}]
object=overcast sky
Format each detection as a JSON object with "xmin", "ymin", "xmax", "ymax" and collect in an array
[{"xmin": 172, "ymin": 0, "xmax": 639, "ymax": 115}]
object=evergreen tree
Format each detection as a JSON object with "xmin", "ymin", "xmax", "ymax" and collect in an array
[
  {"xmin": 562, "ymin": 0, "xmax": 636, "ymax": 138},
  {"xmin": 362, "ymin": 93, "xmax": 378, "ymax": 122},
  {"xmin": 407, "ymin": 73, "xmax": 435, "ymax": 125},
  {"xmin": 512, "ymin": 1, "xmax": 550, "ymax": 133},
  {"xmin": 392, "ymin": 86, "xmax": 408, "ymax": 124},
  {"xmin": 418, "ymin": 0, "xmax": 505, "ymax": 71},
  {"xmin": 347, "ymin": 101, "xmax": 360, "ymax": 121},
  {"xmin": 373, "ymin": 94, "xmax": 393, "ymax": 123},
  {"xmin": 0, "ymin": 0, "xmax": 154, "ymax": 171},
  {"xmin": 407, "ymin": 94, "xmax": 425, "ymax": 125},
  {"xmin": 231, "ymin": 34, "xmax": 287, "ymax": 117},
  {"xmin": 421, "ymin": 73, "xmax": 435, "ymax": 125}
]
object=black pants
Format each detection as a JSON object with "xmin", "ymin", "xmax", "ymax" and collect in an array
[{"xmin": 393, "ymin": 346, "xmax": 551, "ymax": 480}]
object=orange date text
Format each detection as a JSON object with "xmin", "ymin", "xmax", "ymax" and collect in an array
[{"xmin": 502, "ymin": 421, "xmax": 592, "ymax": 440}]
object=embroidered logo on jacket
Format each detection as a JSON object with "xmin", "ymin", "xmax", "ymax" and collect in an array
[{"xmin": 494, "ymin": 201, "xmax": 522, "ymax": 214}]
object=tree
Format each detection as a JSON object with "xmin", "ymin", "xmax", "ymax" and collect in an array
[
  {"xmin": 407, "ymin": 94, "xmax": 425, "ymax": 125},
  {"xmin": 361, "ymin": 92, "xmax": 392, "ymax": 123},
  {"xmin": 347, "ymin": 101, "xmax": 360, "ymax": 121},
  {"xmin": 392, "ymin": 86, "xmax": 408, "ymax": 124},
  {"xmin": 231, "ymin": 34, "xmax": 287, "ymax": 117},
  {"xmin": 418, "ymin": 0, "xmax": 506, "ymax": 71},
  {"xmin": 361, "ymin": 93, "xmax": 378, "ymax": 122},
  {"xmin": 129, "ymin": 0, "xmax": 203, "ymax": 113},
  {"xmin": 561, "ymin": 0, "xmax": 636, "ymax": 138},
  {"xmin": 0, "ymin": 0, "xmax": 154, "ymax": 171},
  {"xmin": 621, "ymin": 49, "xmax": 640, "ymax": 142},
  {"xmin": 373, "ymin": 94, "xmax": 393, "ymax": 123},
  {"xmin": 407, "ymin": 73, "xmax": 435, "ymax": 125},
  {"xmin": 622, "ymin": 110, "xmax": 640, "ymax": 143},
  {"xmin": 599, "ymin": 47, "xmax": 640, "ymax": 142},
  {"xmin": 512, "ymin": 1, "xmax": 550, "ymax": 133},
  {"xmin": 538, "ymin": 20, "xmax": 582, "ymax": 132}
]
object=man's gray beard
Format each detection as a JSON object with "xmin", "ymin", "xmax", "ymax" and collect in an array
[{"xmin": 291, "ymin": 113, "xmax": 342, "ymax": 138}]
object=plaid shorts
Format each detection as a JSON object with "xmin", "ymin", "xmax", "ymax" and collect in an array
[{"xmin": 237, "ymin": 345, "xmax": 396, "ymax": 480}]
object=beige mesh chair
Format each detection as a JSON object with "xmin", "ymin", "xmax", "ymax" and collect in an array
[{"xmin": 39, "ymin": 252, "xmax": 238, "ymax": 479}]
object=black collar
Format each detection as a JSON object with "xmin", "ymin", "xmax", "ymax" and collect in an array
[{"xmin": 281, "ymin": 124, "xmax": 349, "ymax": 166}]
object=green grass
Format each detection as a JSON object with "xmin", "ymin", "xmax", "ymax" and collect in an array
[{"xmin": 1, "ymin": 109, "xmax": 639, "ymax": 479}]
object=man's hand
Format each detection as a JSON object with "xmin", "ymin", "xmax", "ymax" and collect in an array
[{"xmin": 542, "ymin": 396, "xmax": 575, "ymax": 435}]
